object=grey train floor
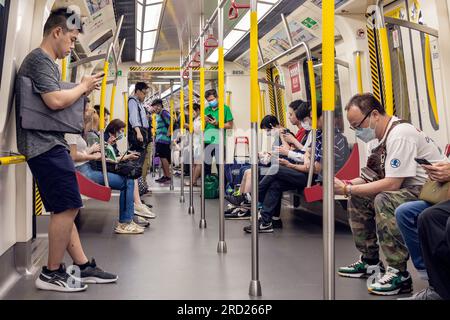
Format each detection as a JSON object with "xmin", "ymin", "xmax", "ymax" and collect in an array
[{"xmin": 4, "ymin": 181, "xmax": 427, "ymax": 300}]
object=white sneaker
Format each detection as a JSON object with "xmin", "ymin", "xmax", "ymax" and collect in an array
[
  {"xmin": 114, "ymin": 222, "xmax": 144, "ymax": 234},
  {"xmin": 134, "ymin": 203, "xmax": 157, "ymax": 219}
]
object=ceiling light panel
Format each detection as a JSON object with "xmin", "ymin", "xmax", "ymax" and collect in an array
[
  {"xmin": 224, "ymin": 30, "xmax": 246, "ymax": 50},
  {"xmin": 141, "ymin": 49, "xmax": 154, "ymax": 63},
  {"xmin": 144, "ymin": 3, "xmax": 163, "ymax": 31},
  {"xmin": 142, "ymin": 31, "xmax": 157, "ymax": 49}
]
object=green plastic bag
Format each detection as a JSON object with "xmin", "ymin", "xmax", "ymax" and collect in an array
[{"xmin": 204, "ymin": 174, "xmax": 219, "ymax": 199}]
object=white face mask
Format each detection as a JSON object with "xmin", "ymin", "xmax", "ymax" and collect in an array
[{"xmin": 301, "ymin": 120, "xmax": 312, "ymax": 131}]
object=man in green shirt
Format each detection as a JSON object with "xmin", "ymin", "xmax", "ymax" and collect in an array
[{"xmin": 204, "ymin": 89, "xmax": 234, "ymax": 176}]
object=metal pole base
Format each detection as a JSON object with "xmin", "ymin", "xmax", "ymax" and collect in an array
[
  {"xmin": 217, "ymin": 241, "xmax": 227, "ymax": 253},
  {"xmin": 188, "ymin": 206, "xmax": 195, "ymax": 214},
  {"xmin": 199, "ymin": 219, "xmax": 207, "ymax": 229},
  {"xmin": 180, "ymin": 195, "xmax": 185, "ymax": 203},
  {"xmin": 170, "ymin": 184, "xmax": 174, "ymax": 191},
  {"xmin": 248, "ymin": 280, "xmax": 262, "ymax": 297}
]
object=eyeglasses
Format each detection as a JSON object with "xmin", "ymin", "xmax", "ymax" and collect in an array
[{"xmin": 350, "ymin": 111, "xmax": 372, "ymax": 131}]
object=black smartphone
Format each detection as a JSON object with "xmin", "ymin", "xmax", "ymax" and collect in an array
[
  {"xmin": 206, "ymin": 115, "xmax": 215, "ymax": 121},
  {"xmin": 414, "ymin": 158, "xmax": 432, "ymax": 166}
]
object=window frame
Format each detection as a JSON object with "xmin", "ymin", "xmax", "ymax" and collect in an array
[{"xmin": 0, "ymin": 0, "xmax": 11, "ymax": 88}]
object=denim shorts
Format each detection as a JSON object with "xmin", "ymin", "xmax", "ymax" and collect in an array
[{"xmin": 27, "ymin": 146, "xmax": 82, "ymax": 214}]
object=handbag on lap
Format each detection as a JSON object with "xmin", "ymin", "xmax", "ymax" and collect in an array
[{"xmin": 419, "ymin": 180, "xmax": 450, "ymax": 204}]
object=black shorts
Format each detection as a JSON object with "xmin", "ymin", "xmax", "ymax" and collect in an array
[
  {"xmin": 27, "ymin": 146, "xmax": 83, "ymax": 214},
  {"xmin": 155, "ymin": 142, "xmax": 171, "ymax": 163}
]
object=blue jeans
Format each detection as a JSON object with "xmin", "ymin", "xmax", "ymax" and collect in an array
[
  {"xmin": 77, "ymin": 163, "xmax": 135, "ymax": 223},
  {"xmin": 395, "ymin": 200, "xmax": 431, "ymax": 274}
]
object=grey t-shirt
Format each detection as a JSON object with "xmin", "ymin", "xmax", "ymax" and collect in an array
[{"xmin": 15, "ymin": 48, "xmax": 69, "ymax": 159}]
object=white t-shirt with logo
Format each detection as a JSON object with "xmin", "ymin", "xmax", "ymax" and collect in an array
[{"xmin": 366, "ymin": 116, "xmax": 446, "ymax": 187}]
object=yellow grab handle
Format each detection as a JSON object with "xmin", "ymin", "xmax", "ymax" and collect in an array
[
  {"xmin": 322, "ymin": 0, "xmax": 335, "ymax": 111},
  {"xmin": 307, "ymin": 60, "xmax": 317, "ymax": 129},
  {"xmin": 250, "ymin": 11, "xmax": 259, "ymax": 123},
  {"xmin": 355, "ymin": 52, "xmax": 364, "ymax": 94},
  {"xmin": 200, "ymin": 67, "xmax": 205, "ymax": 132},
  {"xmin": 180, "ymin": 89, "xmax": 185, "ymax": 134},
  {"xmin": 424, "ymin": 35, "xmax": 439, "ymax": 125},
  {"xmin": 378, "ymin": 27, "xmax": 394, "ymax": 116},
  {"xmin": 110, "ymin": 85, "xmax": 117, "ymax": 120},
  {"xmin": 123, "ymin": 92, "xmax": 128, "ymax": 136},
  {"xmin": 99, "ymin": 62, "xmax": 110, "ymax": 130},
  {"xmin": 61, "ymin": 57, "xmax": 67, "ymax": 81},
  {"xmin": 189, "ymin": 79, "xmax": 194, "ymax": 134},
  {"xmin": 0, "ymin": 155, "xmax": 26, "ymax": 165},
  {"xmin": 218, "ymin": 46, "xmax": 225, "ymax": 128}
]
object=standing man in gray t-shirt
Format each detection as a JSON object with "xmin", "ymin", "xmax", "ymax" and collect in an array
[{"xmin": 16, "ymin": 8, "xmax": 117, "ymax": 292}]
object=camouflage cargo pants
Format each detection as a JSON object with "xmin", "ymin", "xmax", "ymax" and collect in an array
[{"xmin": 347, "ymin": 187, "xmax": 421, "ymax": 271}]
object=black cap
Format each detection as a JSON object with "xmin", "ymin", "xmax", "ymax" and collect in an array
[{"xmin": 151, "ymin": 99, "xmax": 163, "ymax": 106}]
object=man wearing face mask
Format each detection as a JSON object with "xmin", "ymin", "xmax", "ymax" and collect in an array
[
  {"xmin": 334, "ymin": 93, "xmax": 446, "ymax": 296},
  {"xmin": 204, "ymin": 89, "xmax": 234, "ymax": 176}
]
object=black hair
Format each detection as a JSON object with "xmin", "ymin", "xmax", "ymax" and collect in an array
[
  {"xmin": 260, "ymin": 115, "xmax": 280, "ymax": 130},
  {"xmin": 135, "ymin": 82, "xmax": 149, "ymax": 92},
  {"xmin": 93, "ymin": 104, "xmax": 110, "ymax": 115},
  {"xmin": 295, "ymin": 101, "xmax": 323, "ymax": 121},
  {"xmin": 105, "ymin": 119, "xmax": 125, "ymax": 135},
  {"xmin": 345, "ymin": 93, "xmax": 386, "ymax": 115},
  {"xmin": 151, "ymin": 99, "xmax": 163, "ymax": 107},
  {"xmin": 204, "ymin": 89, "xmax": 218, "ymax": 99},
  {"xmin": 44, "ymin": 7, "xmax": 84, "ymax": 36},
  {"xmin": 288, "ymin": 99, "xmax": 305, "ymax": 111},
  {"xmin": 193, "ymin": 103, "xmax": 200, "ymax": 112}
]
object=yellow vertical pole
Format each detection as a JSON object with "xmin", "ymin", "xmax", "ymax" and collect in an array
[
  {"xmin": 152, "ymin": 113, "xmax": 157, "ymax": 137},
  {"xmin": 99, "ymin": 62, "xmax": 110, "ymax": 130},
  {"xmin": 123, "ymin": 92, "xmax": 128, "ymax": 136},
  {"xmin": 200, "ymin": 69, "xmax": 206, "ymax": 131},
  {"xmin": 424, "ymin": 35, "xmax": 439, "ymax": 125},
  {"xmin": 189, "ymin": 78, "xmax": 194, "ymax": 134},
  {"xmin": 226, "ymin": 91, "xmax": 232, "ymax": 107},
  {"xmin": 110, "ymin": 85, "xmax": 117, "ymax": 119},
  {"xmin": 180, "ymin": 87, "xmax": 185, "ymax": 135},
  {"xmin": 322, "ymin": 0, "xmax": 335, "ymax": 300},
  {"xmin": 218, "ymin": 48, "xmax": 225, "ymax": 128},
  {"xmin": 170, "ymin": 97, "xmax": 174, "ymax": 136},
  {"xmin": 307, "ymin": 60, "xmax": 317, "ymax": 129},
  {"xmin": 61, "ymin": 57, "xmax": 67, "ymax": 82},
  {"xmin": 355, "ymin": 51, "xmax": 364, "ymax": 94}
]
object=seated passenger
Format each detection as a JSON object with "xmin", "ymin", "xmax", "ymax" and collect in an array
[
  {"xmin": 243, "ymin": 103, "xmax": 349, "ymax": 233},
  {"xmin": 66, "ymin": 112, "xmax": 146, "ymax": 234},
  {"xmin": 396, "ymin": 160, "xmax": 450, "ymax": 300},
  {"xmin": 104, "ymin": 120, "xmax": 156, "ymax": 220},
  {"xmin": 287, "ymin": 99, "xmax": 308, "ymax": 143},
  {"xmin": 334, "ymin": 93, "xmax": 446, "ymax": 296}
]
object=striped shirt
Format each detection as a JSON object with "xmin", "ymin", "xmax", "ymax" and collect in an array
[
  {"xmin": 315, "ymin": 129, "xmax": 349, "ymax": 173},
  {"xmin": 156, "ymin": 109, "xmax": 171, "ymax": 144}
]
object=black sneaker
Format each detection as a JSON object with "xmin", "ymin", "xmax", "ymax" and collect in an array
[
  {"xmin": 243, "ymin": 219, "xmax": 273, "ymax": 233},
  {"xmin": 225, "ymin": 193, "xmax": 250, "ymax": 207},
  {"xmin": 134, "ymin": 215, "xmax": 151, "ymax": 228},
  {"xmin": 35, "ymin": 264, "xmax": 87, "ymax": 292},
  {"xmin": 72, "ymin": 258, "xmax": 118, "ymax": 284},
  {"xmin": 271, "ymin": 218, "xmax": 283, "ymax": 229},
  {"xmin": 224, "ymin": 204, "xmax": 237, "ymax": 215},
  {"xmin": 225, "ymin": 207, "xmax": 251, "ymax": 220},
  {"xmin": 155, "ymin": 176, "xmax": 167, "ymax": 183}
]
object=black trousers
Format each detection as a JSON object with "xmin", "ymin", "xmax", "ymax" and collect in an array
[
  {"xmin": 259, "ymin": 165, "xmax": 307, "ymax": 224},
  {"xmin": 418, "ymin": 200, "xmax": 450, "ymax": 299}
]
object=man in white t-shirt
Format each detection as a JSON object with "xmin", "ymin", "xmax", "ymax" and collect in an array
[{"xmin": 333, "ymin": 93, "xmax": 446, "ymax": 296}]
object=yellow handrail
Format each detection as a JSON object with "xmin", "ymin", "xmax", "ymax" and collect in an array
[
  {"xmin": 180, "ymin": 87, "xmax": 185, "ymax": 134},
  {"xmin": 0, "ymin": 155, "xmax": 26, "ymax": 166},
  {"xmin": 250, "ymin": 11, "xmax": 258, "ymax": 124},
  {"xmin": 189, "ymin": 78, "xmax": 194, "ymax": 134},
  {"xmin": 218, "ymin": 46, "xmax": 225, "ymax": 128},
  {"xmin": 61, "ymin": 57, "xmax": 67, "ymax": 82},
  {"xmin": 308, "ymin": 60, "xmax": 317, "ymax": 129},
  {"xmin": 226, "ymin": 91, "xmax": 232, "ymax": 107},
  {"xmin": 200, "ymin": 67, "xmax": 205, "ymax": 131},
  {"xmin": 378, "ymin": 27, "xmax": 394, "ymax": 116},
  {"xmin": 99, "ymin": 62, "xmax": 110, "ymax": 131},
  {"xmin": 323, "ymin": 1, "xmax": 335, "ymax": 112},
  {"xmin": 424, "ymin": 34, "xmax": 439, "ymax": 125},
  {"xmin": 170, "ymin": 97, "xmax": 174, "ymax": 136},
  {"xmin": 110, "ymin": 85, "xmax": 117, "ymax": 120},
  {"xmin": 355, "ymin": 51, "xmax": 364, "ymax": 94},
  {"xmin": 123, "ymin": 92, "xmax": 128, "ymax": 136}
]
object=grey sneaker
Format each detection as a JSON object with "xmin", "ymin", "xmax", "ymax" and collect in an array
[
  {"xmin": 398, "ymin": 287, "xmax": 443, "ymax": 300},
  {"xmin": 72, "ymin": 258, "xmax": 118, "ymax": 284}
]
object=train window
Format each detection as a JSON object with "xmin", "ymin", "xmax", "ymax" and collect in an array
[
  {"xmin": 0, "ymin": 0, "xmax": 10, "ymax": 88},
  {"xmin": 303, "ymin": 58, "xmax": 344, "ymax": 132}
]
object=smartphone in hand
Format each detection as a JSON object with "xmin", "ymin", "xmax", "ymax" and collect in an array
[{"xmin": 414, "ymin": 158, "xmax": 432, "ymax": 166}]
